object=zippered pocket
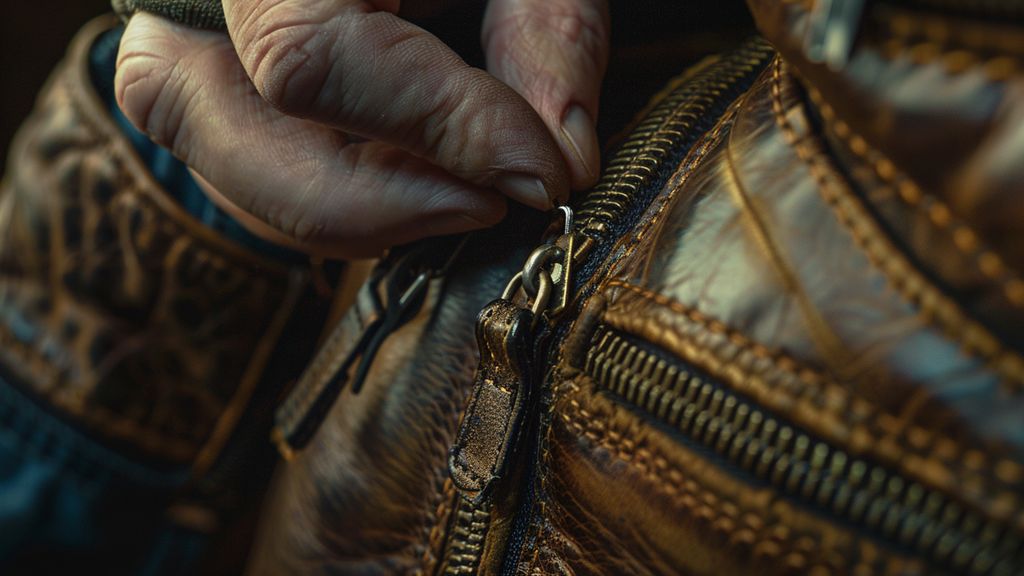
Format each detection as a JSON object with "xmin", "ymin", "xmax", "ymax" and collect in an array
[{"xmin": 577, "ymin": 321, "xmax": 1024, "ymax": 576}]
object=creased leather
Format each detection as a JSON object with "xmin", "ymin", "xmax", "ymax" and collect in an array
[
  {"xmin": 525, "ymin": 53, "xmax": 1024, "ymax": 576},
  {"xmin": 245, "ymin": 214, "xmax": 547, "ymax": 575},
  {"xmin": 747, "ymin": 0, "xmax": 1024, "ymax": 337}
]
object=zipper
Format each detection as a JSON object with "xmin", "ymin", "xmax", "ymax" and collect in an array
[
  {"xmin": 443, "ymin": 498, "xmax": 493, "ymax": 575},
  {"xmin": 442, "ymin": 39, "xmax": 775, "ymax": 575},
  {"xmin": 585, "ymin": 325, "xmax": 1024, "ymax": 576}
]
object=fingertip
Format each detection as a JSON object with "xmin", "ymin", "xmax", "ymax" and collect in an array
[{"xmin": 559, "ymin": 104, "xmax": 601, "ymax": 190}]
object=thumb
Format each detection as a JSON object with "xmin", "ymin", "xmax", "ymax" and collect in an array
[{"xmin": 483, "ymin": 0, "xmax": 610, "ymax": 191}]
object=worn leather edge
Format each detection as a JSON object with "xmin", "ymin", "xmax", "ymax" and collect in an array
[{"xmin": 1, "ymin": 15, "xmax": 310, "ymax": 471}]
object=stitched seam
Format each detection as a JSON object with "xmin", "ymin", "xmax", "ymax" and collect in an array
[
  {"xmin": 602, "ymin": 281, "xmax": 1024, "ymax": 517},
  {"xmin": 806, "ymin": 89, "xmax": 1024, "ymax": 309},
  {"xmin": 432, "ymin": 350, "xmax": 485, "ymax": 574},
  {"xmin": 769, "ymin": 60, "xmax": 1024, "ymax": 394},
  {"xmin": 884, "ymin": 13, "xmax": 1024, "ymax": 54},
  {"xmin": 779, "ymin": 0, "xmax": 1022, "ymax": 80},
  {"xmin": 876, "ymin": 39, "xmax": 1022, "ymax": 80},
  {"xmin": 416, "ymin": 477, "xmax": 456, "ymax": 575},
  {"xmin": 560, "ymin": 391, "xmax": 860, "ymax": 575}
]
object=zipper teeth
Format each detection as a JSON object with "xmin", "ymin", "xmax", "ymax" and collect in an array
[
  {"xmin": 441, "ymin": 41, "xmax": 775, "ymax": 576},
  {"xmin": 443, "ymin": 500, "xmax": 492, "ymax": 575},
  {"xmin": 585, "ymin": 325, "xmax": 1024, "ymax": 576},
  {"xmin": 575, "ymin": 40, "xmax": 774, "ymax": 237}
]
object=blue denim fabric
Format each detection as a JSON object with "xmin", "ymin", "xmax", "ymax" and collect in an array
[
  {"xmin": 0, "ymin": 370, "xmax": 203, "ymax": 575},
  {"xmin": 0, "ymin": 26, "xmax": 313, "ymax": 575}
]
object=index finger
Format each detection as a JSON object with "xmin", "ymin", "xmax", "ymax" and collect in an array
[{"xmin": 222, "ymin": 0, "xmax": 571, "ymax": 208}]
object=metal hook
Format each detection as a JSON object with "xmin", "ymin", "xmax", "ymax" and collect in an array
[{"xmin": 556, "ymin": 205, "xmax": 574, "ymax": 235}]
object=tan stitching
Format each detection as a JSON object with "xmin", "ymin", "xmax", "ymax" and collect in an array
[
  {"xmin": 875, "ymin": 38, "xmax": 1021, "ymax": 80},
  {"xmin": 881, "ymin": 10, "xmax": 1024, "ymax": 67},
  {"xmin": 769, "ymin": 60, "xmax": 1024, "ymax": 394},
  {"xmin": 806, "ymin": 88, "xmax": 1024, "ymax": 309},
  {"xmin": 602, "ymin": 281, "xmax": 1024, "ymax": 517},
  {"xmin": 560, "ymin": 394, "xmax": 856, "ymax": 575},
  {"xmin": 417, "ymin": 478, "xmax": 456, "ymax": 575}
]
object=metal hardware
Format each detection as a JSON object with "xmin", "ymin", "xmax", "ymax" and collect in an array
[
  {"xmin": 499, "ymin": 206, "xmax": 577, "ymax": 326},
  {"xmin": 441, "ymin": 41, "xmax": 777, "ymax": 575}
]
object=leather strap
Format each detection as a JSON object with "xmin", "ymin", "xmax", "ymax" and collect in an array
[{"xmin": 112, "ymin": 0, "xmax": 226, "ymax": 30}]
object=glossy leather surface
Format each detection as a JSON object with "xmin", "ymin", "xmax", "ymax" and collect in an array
[
  {"xmin": 248, "ymin": 2, "xmax": 1024, "ymax": 571},
  {"xmin": 6, "ymin": 2, "xmax": 1021, "ymax": 574},
  {"xmin": 512, "ymin": 4, "xmax": 1024, "ymax": 570}
]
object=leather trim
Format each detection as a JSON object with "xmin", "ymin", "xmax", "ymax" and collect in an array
[
  {"xmin": 544, "ymin": 374, "xmax": 927, "ymax": 575},
  {"xmin": 0, "ymin": 16, "xmax": 310, "ymax": 468}
]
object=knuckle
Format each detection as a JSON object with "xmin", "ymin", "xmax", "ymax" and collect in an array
[
  {"xmin": 233, "ymin": 5, "xmax": 336, "ymax": 115},
  {"xmin": 485, "ymin": 0, "xmax": 609, "ymax": 74},
  {"xmin": 115, "ymin": 46, "xmax": 191, "ymax": 153}
]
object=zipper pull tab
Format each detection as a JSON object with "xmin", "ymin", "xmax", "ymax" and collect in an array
[
  {"xmin": 272, "ymin": 236, "xmax": 469, "ymax": 458},
  {"xmin": 449, "ymin": 207, "xmax": 576, "ymax": 501},
  {"xmin": 804, "ymin": 0, "xmax": 866, "ymax": 70},
  {"xmin": 448, "ymin": 298, "xmax": 537, "ymax": 501}
]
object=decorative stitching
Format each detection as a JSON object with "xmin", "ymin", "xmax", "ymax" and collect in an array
[
  {"xmin": 805, "ymin": 87, "xmax": 1024, "ymax": 309},
  {"xmin": 769, "ymin": 59, "xmax": 1024, "ymax": 395},
  {"xmin": 556, "ymin": 389, "xmax": 882, "ymax": 576},
  {"xmin": 602, "ymin": 281, "xmax": 1024, "ymax": 522},
  {"xmin": 872, "ymin": 9, "xmax": 1024, "ymax": 79},
  {"xmin": 875, "ymin": 39, "xmax": 1021, "ymax": 80},
  {"xmin": 416, "ymin": 478, "xmax": 456, "ymax": 575}
]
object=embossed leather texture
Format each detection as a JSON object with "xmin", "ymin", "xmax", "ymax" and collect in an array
[{"xmin": 0, "ymin": 16, "xmax": 340, "ymax": 574}]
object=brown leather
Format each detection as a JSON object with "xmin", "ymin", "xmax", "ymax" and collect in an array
[
  {"xmin": 0, "ymin": 15, "xmax": 310, "ymax": 473},
  {"xmin": 242, "ymin": 2, "xmax": 1024, "ymax": 574},
  {"xmin": 245, "ymin": 214, "xmax": 548, "ymax": 575},
  {"xmin": 518, "ymin": 55, "xmax": 1024, "ymax": 573},
  {"xmin": 14, "ymin": 3, "xmax": 1017, "ymax": 574},
  {"xmin": 748, "ymin": 0, "xmax": 1024, "ymax": 344}
]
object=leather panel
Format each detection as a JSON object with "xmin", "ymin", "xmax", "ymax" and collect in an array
[
  {"xmin": 528, "ymin": 373, "xmax": 927, "ymax": 575},
  {"xmin": 628, "ymin": 62, "xmax": 1024, "ymax": 517},
  {"xmin": 246, "ymin": 216, "xmax": 547, "ymax": 575}
]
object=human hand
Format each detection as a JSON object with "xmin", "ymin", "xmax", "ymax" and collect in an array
[{"xmin": 115, "ymin": 0, "xmax": 609, "ymax": 257}]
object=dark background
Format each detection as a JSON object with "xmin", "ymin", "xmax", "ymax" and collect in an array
[
  {"xmin": 0, "ymin": 1, "xmax": 111, "ymax": 166},
  {"xmin": 0, "ymin": 1, "xmax": 752, "ymax": 178}
]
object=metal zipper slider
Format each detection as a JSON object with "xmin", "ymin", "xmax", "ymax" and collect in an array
[
  {"xmin": 804, "ymin": 0, "xmax": 866, "ymax": 70},
  {"xmin": 449, "ymin": 208, "xmax": 576, "ymax": 501}
]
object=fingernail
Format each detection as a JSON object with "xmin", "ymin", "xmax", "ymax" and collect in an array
[
  {"xmin": 560, "ymin": 104, "xmax": 599, "ymax": 183},
  {"xmin": 494, "ymin": 173, "xmax": 552, "ymax": 210}
]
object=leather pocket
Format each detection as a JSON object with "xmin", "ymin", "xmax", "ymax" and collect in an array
[{"xmin": 532, "ymin": 288, "xmax": 936, "ymax": 576}]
